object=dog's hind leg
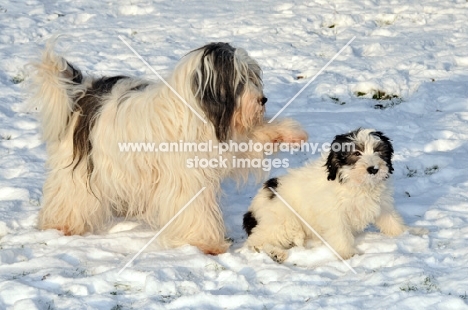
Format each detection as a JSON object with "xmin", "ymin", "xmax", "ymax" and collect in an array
[
  {"xmin": 39, "ymin": 160, "xmax": 108, "ymax": 235},
  {"xmin": 37, "ymin": 109, "xmax": 110, "ymax": 235}
]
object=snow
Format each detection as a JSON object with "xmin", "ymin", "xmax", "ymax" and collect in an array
[{"xmin": 1, "ymin": 0, "xmax": 468, "ymax": 309}]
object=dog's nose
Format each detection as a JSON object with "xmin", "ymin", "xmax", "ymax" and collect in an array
[{"xmin": 367, "ymin": 167, "xmax": 379, "ymax": 175}]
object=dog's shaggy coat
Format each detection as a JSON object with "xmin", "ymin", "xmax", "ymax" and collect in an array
[
  {"xmin": 30, "ymin": 38, "xmax": 307, "ymax": 255},
  {"xmin": 243, "ymin": 128, "xmax": 411, "ymax": 263}
]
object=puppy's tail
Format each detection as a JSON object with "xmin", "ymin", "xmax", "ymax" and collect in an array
[{"xmin": 29, "ymin": 37, "xmax": 85, "ymax": 143}]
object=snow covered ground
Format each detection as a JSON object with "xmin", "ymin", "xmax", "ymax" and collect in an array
[{"xmin": 1, "ymin": 0, "xmax": 468, "ymax": 309}]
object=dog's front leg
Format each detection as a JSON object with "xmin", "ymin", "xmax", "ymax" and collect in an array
[
  {"xmin": 323, "ymin": 227, "xmax": 357, "ymax": 260},
  {"xmin": 376, "ymin": 208, "xmax": 429, "ymax": 237},
  {"xmin": 375, "ymin": 194, "xmax": 406, "ymax": 237},
  {"xmin": 156, "ymin": 179, "xmax": 231, "ymax": 255},
  {"xmin": 375, "ymin": 210, "xmax": 406, "ymax": 237}
]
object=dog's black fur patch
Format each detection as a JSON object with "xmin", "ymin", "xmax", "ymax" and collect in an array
[
  {"xmin": 65, "ymin": 61, "xmax": 83, "ymax": 84},
  {"xmin": 325, "ymin": 130, "xmax": 357, "ymax": 182},
  {"xmin": 264, "ymin": 177, "xmax": 279, "ymax": 190},
  {"xmin": 243, "ymin": 211, "xmax": 257, "ymax": 236},
  {"xmin": 116, "ymin": 82, "xmax": 150, "ymax": 107},
  {"xmin": 192, "ymin": 42, "xmax": 238, "ymax": 141},
  {"xmin": 263, "ymin": 177, "xmax": 279, "ymax": 199},
  {"xmin": 72, "ymin": 75, "xmax": 128, "ymax": 174},
  {"xmin": 370, "ymin": 131, "xmax": 394, "ymax": 174},
  {"xmin": 192, "ymin": 42, "xmax": 261, "ymax": 141}
]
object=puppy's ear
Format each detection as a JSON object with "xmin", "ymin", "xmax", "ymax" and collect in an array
[
  {"xmin": 325, "ymin": 132, "xmax": 357, "ymax": 181},
  {"xmin": 371, "ymin": 131, "xmax": 394, "ymax": 174},
  {"xmin": 192, "ymin": 43, "xmax": 241, "ymax": 141},
  {"xmin": 325, "ymin": 148, "xmax": 340, "ymax": 181},
  {"xmin": 325, "ymin": 133, "xmax": 348, "ymax": 181}
]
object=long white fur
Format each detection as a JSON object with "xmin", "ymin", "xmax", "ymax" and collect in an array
[
  {"xmin": 245, "ymin": 129, "xmax": 409, "ymax": 263},
  {"xmin": 29, "ymin": 38, "xmax": 308, "ymax": 255}
]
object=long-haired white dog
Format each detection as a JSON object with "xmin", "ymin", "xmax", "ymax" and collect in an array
[
  {"xmin": 29, "ymin": 38, "xmax": 307, "ymax": 255},
  {"xmin": 243, "ymin": 128, "xmax": 425, "ymax": 263}
]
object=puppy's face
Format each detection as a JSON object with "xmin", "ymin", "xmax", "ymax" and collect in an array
[
  {"xmin": 191, "ymin": 43, "xmax": 266, "ymax": 141},
  {"xmin": 325, "ymin": 129, "xmax": 394, "ymax": 186}
]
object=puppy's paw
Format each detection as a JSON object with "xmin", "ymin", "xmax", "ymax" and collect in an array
[
  {"xmin": 338, "ymin": 251, "xmax": 356, "ymax": 260},
  {"xmin": 255, "ymin": 244, "xmax": 289, "ymax": 263},
  {"xmin": 335, "ymin": 247, "xmax": 358, "ymax": 260},
  {"xmin": 268, "ymin": 248, "xmax": 288, "ymax": 264},
  {"xmin": 380, "ymin": 223, "xmax": 406, "ymax": 237},
  {"xmin": 408, "ymin": 226, "xmax": 429, "ymax": 236}
]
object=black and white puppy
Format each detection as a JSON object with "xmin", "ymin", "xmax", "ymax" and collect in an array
[{"xmin": 243, "ymin": 128, "xmax": 427, "ymax": 263}]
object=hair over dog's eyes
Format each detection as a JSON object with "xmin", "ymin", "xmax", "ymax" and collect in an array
[
  {"xmin": 352, "ymin": 151, "xmax": 361, "ymax": 156},
  {"xmin": 259, "ymin": 97, "xmax": 267, "ymax": 106}
]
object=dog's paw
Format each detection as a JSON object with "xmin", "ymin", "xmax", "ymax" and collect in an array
[
  {"xmin": 280, "ymin": 131, "xmax": 308, "ymax": 144},
  {"xmin": 335, "ymin": 247, "xmax": 358, "ymax": 260},
  {"xmin": 269, "ymin": 119, "xmax": 308, "ymax": 144},
  {"xmin": 380, "ymin": 223, "xmax": 406, "ymax": 237},
  {"xmin": 274, "ymin": 130, "xmax": 308, "ymax": 145},
  {"xmin": 338, "ymin": 252, "xmax": 356, "ymax": 260},
  {"xmin": 352, "ymin": 248, "xmax": 365, "ymax": 256},
  {"xmin": 268, "ymin": 249, "xmax": 288, "ymax": 263},
  {"xmin": 255, "ymin": 244, "xmax": 289, "ymax": 263},
  {"xmin": 408, "ymin": 226, "xmax": 429, "ymax": 236}
]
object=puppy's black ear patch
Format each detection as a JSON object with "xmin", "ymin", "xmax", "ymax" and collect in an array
[
  {"xmin": 371, "ymin": 131, "xmax": 394, "ymax": 174},
  {"xmin": 243, "ymin": 211, "xmax": 257, "ymax": 236},
  {"xmin": 325, "ymin": 133, "xmax": 354, "ymax": 182},
  {"xmin": 325, "ymin": 150, "xmax": 340, "ymax": 181},
  {"xmin": 263, "ymin": 177, "xmax": 279, "ymax": 199}
]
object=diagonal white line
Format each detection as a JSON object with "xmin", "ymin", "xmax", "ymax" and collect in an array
[
  {"xmin": 268, "ymin": 36, "xmax": 356, "ymax": 123},
  {"xmin": 268, "ymin": 187, "xmax": 357, "ymax": 274},
  {"xmin": 118, "ymin": 35, "xmax": 207, "ymax": 124},
  {"xmin": 117, "ymin": 187, "xmax": 206, "ymax": 275}
]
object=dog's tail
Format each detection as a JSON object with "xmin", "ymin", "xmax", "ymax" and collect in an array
[{"xmin": 29, "ymin": 37, "xmax": 85, "ymax": 143}]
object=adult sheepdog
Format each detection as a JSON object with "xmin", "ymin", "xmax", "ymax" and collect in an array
[
  {"xmin": 243, "ymin": 128, "xmax": 426, "ymax": 263},
  {"xmin": 30, "ymin": 38, "xmax": 307, "ymax": 255}
]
